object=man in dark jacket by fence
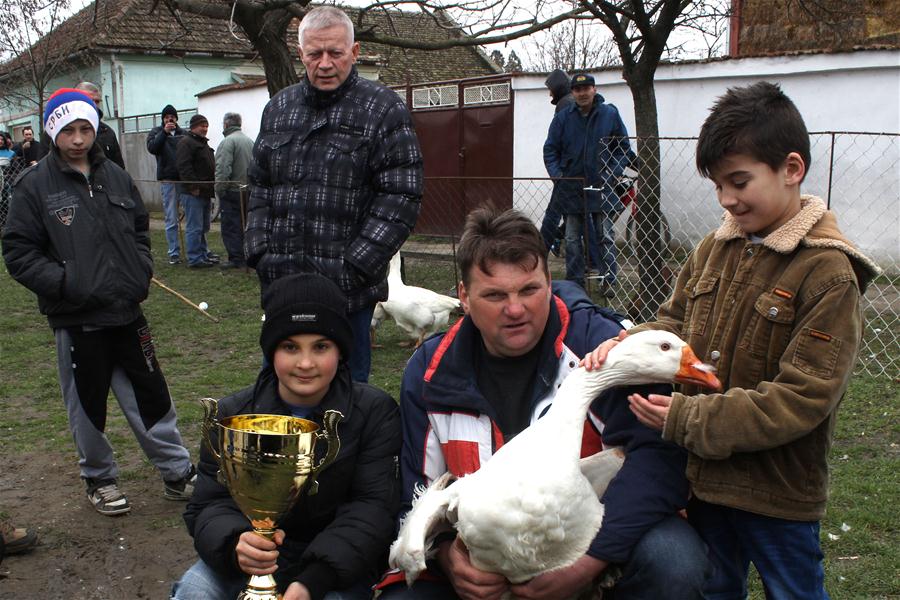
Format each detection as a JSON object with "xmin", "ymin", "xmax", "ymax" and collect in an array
[
  {"xmin": 147, "ymin": 104, "xmax": 186, "ymax": 264},
  {"xmin": 246, "ymin": 6, "xmax": 423, "ymax": 383},
  {"xmin": 176, "ymin": 114, "xmax": 217, "ymax": 269},
  {"xmin": 1, "ymin": 88, "xmax": 195, "ymax": 518},
  {"xmin": 544, "ymin": 73, "xmax": 633, "ymax": 293},
  {"xmin": 540, "ymin": 69, "xmax": 575, "ymax": 258}
]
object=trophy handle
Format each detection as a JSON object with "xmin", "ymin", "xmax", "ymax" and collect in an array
[
  {"xmin": 307, "ymin": 409, "xmax": 343, "ymax": 496},
  {"xmin": 199, "ymin": 397, "xmax": 221, "ymax": 461}
]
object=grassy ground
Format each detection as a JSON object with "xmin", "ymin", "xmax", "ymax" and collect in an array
[{"xmin": 0, "ymin": 226, "xmax": 897, "ymax": 598}]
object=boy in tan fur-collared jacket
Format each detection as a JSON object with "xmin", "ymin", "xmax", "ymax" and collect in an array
[{"xmin": 623, "ymin": 82, "xmax": 880, "ymax": 598}]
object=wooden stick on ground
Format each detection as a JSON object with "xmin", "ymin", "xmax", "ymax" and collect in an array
[{"xmin": 151, "ymin": 276, "xmax": 220, "ymax": 323}]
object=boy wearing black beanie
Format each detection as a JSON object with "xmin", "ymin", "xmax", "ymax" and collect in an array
[{"xmin": 175, "ymin": 273, "xmax": 401, "ymax": 600}]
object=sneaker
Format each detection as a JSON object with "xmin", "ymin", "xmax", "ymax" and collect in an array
[
  {"xmin": 205, "ymin": 253, "xmax": 221, "ymax": 264},
  {"xmin": 85, "ymin": 479, "xmax": 131, "ymax": 516},
  {"xmin": 168, "ymin": 256, "xmax": 181, "ymax": 265},
  {"xmin": 220, "ymin": 260, "xmax": 245, "ymax": 270},
  {"xmin": 163, "ymin": 465, "xmax": 197, "ymax": 501},
  {"xmin": 0, "ymin": 518, "xmax": 38, "ymax": 554}
]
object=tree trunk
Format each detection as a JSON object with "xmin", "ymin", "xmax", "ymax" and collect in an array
[
  {"xmin": 233, "ymin": 7, "xmax": 298, "ymax": 96},
  {"xmin": 627, "ymin": 77, "xmax": 669, "ymax": 322}
]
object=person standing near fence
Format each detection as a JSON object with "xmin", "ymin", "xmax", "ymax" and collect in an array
[
  {"xmin": 543, "ymin": 73, "xmax": 633, "ymax": 295},
  {"xmin": 245, "ymin": 6, "xmax": 423, "ymax": 383},
  {"xmin": 147, "ymin": 105, "xmax": 186, "ymax": 265},
  {"xmin": 1, "ymin": 88, "xmax": 196, "ymax": 517},
  {"xmin": 214, "ymin": 112, "xmax": 253, "ymax": 269},
  {"xmin": 176, "ymin": 114, "xmax": 218, "ymax": 269},
  {"xmin": 539, "ymin": 69, "xmax": 574, "ymax": 258},
  {"xmin": 13, "ymin": 126, "xmax": 48, "ymax": 167}
]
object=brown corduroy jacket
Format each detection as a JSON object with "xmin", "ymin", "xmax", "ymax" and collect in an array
[{"xmin": 632, "ymin": 195, "xmax": 880, "ymax": 520}]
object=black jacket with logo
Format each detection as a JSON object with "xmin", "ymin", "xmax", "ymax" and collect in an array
[
  {"xmin": 183, "ymin": 366, "xmax": 400, "ymax": 600},
  {"xmin": 1, "ymin": 144, "xmax": 152, "ymax": 329}
]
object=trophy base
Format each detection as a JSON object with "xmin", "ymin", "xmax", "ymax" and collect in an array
[{"xmin": 238, "ymin": 574, "xmax": 282, "ymax": 600}]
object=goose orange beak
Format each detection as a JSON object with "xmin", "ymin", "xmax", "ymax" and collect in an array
[{"xmin": 676, "ymin": 346, "xmax": 722, "ymax": 390}]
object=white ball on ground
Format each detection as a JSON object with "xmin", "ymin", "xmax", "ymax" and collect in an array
[{"xmin": 199, "ymin": 302, "xmax": 209, "ymax": 310}]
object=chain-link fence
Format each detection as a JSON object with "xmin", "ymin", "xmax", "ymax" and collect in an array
[
  {"xmin": 401, "ymin": 133, "xmax": 899, "ymax": 379},
  {"xmin": 1, "ymin": 133, "xmax": 896, "ymax": 377}
]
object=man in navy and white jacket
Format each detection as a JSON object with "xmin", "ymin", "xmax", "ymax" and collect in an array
[{"xmin": 379, "ymin": 209, "xmax": 709, "ymax": 600}]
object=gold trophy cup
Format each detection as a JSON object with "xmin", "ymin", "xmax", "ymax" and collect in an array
[{"xmin": 200, "ymin": 398, "xmax": 343, "ymax": 600}]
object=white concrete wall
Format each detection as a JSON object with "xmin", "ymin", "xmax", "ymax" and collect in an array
[
  {"xmin": 511, "ymin": 50, "xmax": 900, "ymax": 266},
  {"xmin": 198, "ymin": 84, "xmax": 271, "ymax": 151}
]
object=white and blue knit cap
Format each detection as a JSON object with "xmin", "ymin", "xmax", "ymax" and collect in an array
[{"xmin": 43, "ymin": 88, "xmax": 99, "ymax": 143}]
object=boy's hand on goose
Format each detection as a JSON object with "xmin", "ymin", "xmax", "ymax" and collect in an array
[
  {"xmin": 438, "ymin": 537, "xmax": 509, "ymax": 600},
  {"xmin": 582, "ymin": 330, "xmax": 628, "ymax": 371},
  {"xmin": 235, "ymin": 529, "xmax": 284, "ymax": 576},
  {"xmin": 510, "ymin": 555, "xmax": 608, "ymax": 600},
  {"xmin": 628, "ymin": 393, "xmax": 672, "ymax": 431}
]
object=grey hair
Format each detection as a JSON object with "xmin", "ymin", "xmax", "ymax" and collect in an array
[
  {"xmin": 75, "ymin": 81, "xmax": 101, "ymax": 95},
  {"xmin": 298, "ymin": 6, "xmax": 354, "ymax": 47},
  {"xmin": 223, "ymin": 112, "xmax": 242, "ymax": 128}
]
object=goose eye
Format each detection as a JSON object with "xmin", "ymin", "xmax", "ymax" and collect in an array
[{"xmin": 660, "ymin": 342, "xmax": 672, "ymax": 352}]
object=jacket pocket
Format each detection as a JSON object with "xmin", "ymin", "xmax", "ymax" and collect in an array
[
  {"xmin": 106, "ymin": 195, "xmax": 151, "ymax": 303},
  {"xmin": 256, "ymin": 132, "xmax": 294, "ymax": 179},
  {"xmin": 324, "ymin": 133, "xmax": 368, "ymax": 189},
  {"xmin": 792, "ymin": 328, "xmax": 842, "ymax": 379},
  {"xmin": 739, "ymin": 291, "xmax": 795, "ymax": 358},
  {"xmin": 683, "ymin": 273, "xmax": 719, "ymax": 337}
]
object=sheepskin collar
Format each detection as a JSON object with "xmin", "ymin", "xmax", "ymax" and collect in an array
[{"xmin": 715, "ymin": 195, "xmax": 881, "ymax": 292}]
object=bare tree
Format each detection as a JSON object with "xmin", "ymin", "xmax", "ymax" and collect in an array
[
  {"xmin": 159, "ymin": 0, "xmax": 593, "ymax": 95},
  {"xmin": 579, "ymin": 0, "xmax": 729, "ymax": 320},
  {"xmin": 521, "ymin": 19, "xmax": 620, "ymax": 72},
  {"xmin": 0, "ymin": 0, "xmax": 80, "ymax": 132}
]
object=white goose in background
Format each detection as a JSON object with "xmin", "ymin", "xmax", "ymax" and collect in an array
[
  {"xmin": 378, "ymin": 253, "xmax": 461, "ymax": 347},
  {"xmin": 389, "ymin": 330, "xmax": 721, "ymax": 591}
]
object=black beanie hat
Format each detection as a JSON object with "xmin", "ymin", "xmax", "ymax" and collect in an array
[
  {"xmin": 189, "ymin": 114, "xmax": 209, "ymax": 129},
  {"xmin": 260, "ymin": 273, "xmax": 353, "ymax": 362},
  {"xmin": 161, "ymin": 104, "xmax": 177, "ymax": 119}
]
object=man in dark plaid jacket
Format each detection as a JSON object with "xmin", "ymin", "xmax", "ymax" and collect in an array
[{"xmin": 245, "ymin": 6, "xmax": 423, "ymax": 383}]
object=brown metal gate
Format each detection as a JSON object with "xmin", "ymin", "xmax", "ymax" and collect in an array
[{"xmin": 395, "ymin": 76, "xmax": 514, "ymax": 235}]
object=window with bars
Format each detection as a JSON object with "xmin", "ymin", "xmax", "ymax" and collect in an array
[
  {"xmin": 412, "ymin": 85, "xmax": 458, "ymax": 108},
  {"xmin": 463, "ymin": 82, "xmax": 510, "ymax": 106}
]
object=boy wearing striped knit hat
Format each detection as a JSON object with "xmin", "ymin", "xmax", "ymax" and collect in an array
[{"xmin": 1, "ymin": 88, "xmax": 196, "ymax": 516}]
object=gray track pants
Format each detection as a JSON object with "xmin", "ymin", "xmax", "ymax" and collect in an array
[{"xmin": 55, "ymin": 316, "xmax": 191, "ymax": 483}]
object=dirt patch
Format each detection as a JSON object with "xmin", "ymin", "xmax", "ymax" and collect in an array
[{"xmin": 0, "ymin": 451, "xmax": 195, "ymax": 599}]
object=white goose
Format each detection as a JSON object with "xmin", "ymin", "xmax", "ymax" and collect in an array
[
  {"xmin": 389, "ymin": 330, "xmax": 721, "ymax": 589},
  {"xmin": 378, "ymin": 253, "xmax": 461, "ymax": 347}
]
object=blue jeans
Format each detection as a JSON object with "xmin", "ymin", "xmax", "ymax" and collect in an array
[
  {"xmin": 181, "ymin": 192, "xmax": 210, "ymax": 265},
  {"xmin": 219, "ymin": 189, "xmax": 245, "ymax": 264},
  {"xmin": 565, "ymin": 212, "xmax": 618, "ymax": 287},
  {"xmin": 689, "ymin": 499, "xmax": 829, "ymax": 600},
  {"xmin": 539, "ymin": 184, "xmax": 565, "ymax": 252},
  {"xmin": 161, "ymin": 182, "xmax": 181, "ymax": 258},
  {"xmin": 379, "ymin": 515, "xmax": 709, "ymax": 600},
  {"xmin": 171, "ymin": 558, "xmax": 374, "ymax": 600},
  {"xmin": 348, "ymin": 305, "xmax": 375, "ymax": 383}
]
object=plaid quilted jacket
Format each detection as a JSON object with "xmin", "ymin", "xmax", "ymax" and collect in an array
[{"xmin": 245, "ymin": 67, "xmax": 423, "ymax": 311}]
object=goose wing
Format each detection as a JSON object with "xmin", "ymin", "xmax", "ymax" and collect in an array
[
  {"xmin": 579, "ymin": 448, "xmax": 625, "ymax": 497},
  {"xmin": 389, "ymin": 472, "xmax": 457, "ymax": 586}
]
